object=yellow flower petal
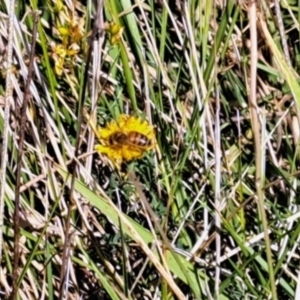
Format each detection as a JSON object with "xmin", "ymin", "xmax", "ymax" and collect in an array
[
  {"xmin": 122, "ymin": 145, "xmax": 144, "ymax": 161},
  {"xmin": 55, "ymin": 57, "xmax": 65, "ymax": 75},
  {"xmin": 107, "ymin": 23, "xmax": 124, "ymax": 45},
  {"xmin": 58, "ymin": 27, "xmax": 69, "ymax": 36},
  {"xmin": 53, "ymin": 44, "xmax": 67, "ymax": 57}
]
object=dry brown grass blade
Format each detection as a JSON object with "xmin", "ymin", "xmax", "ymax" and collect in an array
[
  {"xmin": 0, "ymin": 0, "xmax": 15, "ymax": 274},
  {"xmin": 11, "ymin": 12, "xmax": 39, "ymax": 299},
  {"xmin": 85, "ymin": 0, "xmax": 105, "ymax": 176},
  {"xmin": 249, "ymin": 4, "xmax": 277, "ymax": 299}
]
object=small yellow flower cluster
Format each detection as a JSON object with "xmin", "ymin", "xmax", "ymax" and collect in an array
[
  {"xmin": 94, "ymin": 114, "xmax": 156, "ymax": 166},
  {"xmin": 105, "ymin": 22, "xmax": 124, "ymax": 45},
  {"xmin": 52, "ymin": 9, "xmax": 85, "ymax": 75}
]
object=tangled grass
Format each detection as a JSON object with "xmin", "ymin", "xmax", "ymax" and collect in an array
[{"xmin": 1, "ymin": 0, "xmax": 300, "ymax": 299}]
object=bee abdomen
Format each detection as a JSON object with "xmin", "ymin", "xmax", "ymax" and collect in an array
[{"xmin": 128, "ymin": 132, "xmax": 152, "ymax": 147}]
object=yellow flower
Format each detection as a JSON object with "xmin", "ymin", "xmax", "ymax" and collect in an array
[
  {"xmin": 95, "ymin": 115, "xmax": 156, "ymax": 166},
  {"xmin": 57, "ymin": 10, "xmax": 85, "ymax": 45},
  {"xmin": 52, "ymin": 43, "xmax": 79, "ymax": 75},
  {"xmin": 105, "ymin": 22, "xmax": 124, "ymax": 45}
]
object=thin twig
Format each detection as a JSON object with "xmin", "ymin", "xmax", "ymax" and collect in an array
[
  {"xmin": 214, "ymin": 87, "xmax": 221, "ymax": 299},
  {"xmin": 11, "ymin": 12, "xmax": 39, "ymax": 300}
]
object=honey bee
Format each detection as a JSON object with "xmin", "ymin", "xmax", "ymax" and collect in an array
[{"xmin": 108, "ymin": 131, "xmax": 153, "ymax": 148}]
